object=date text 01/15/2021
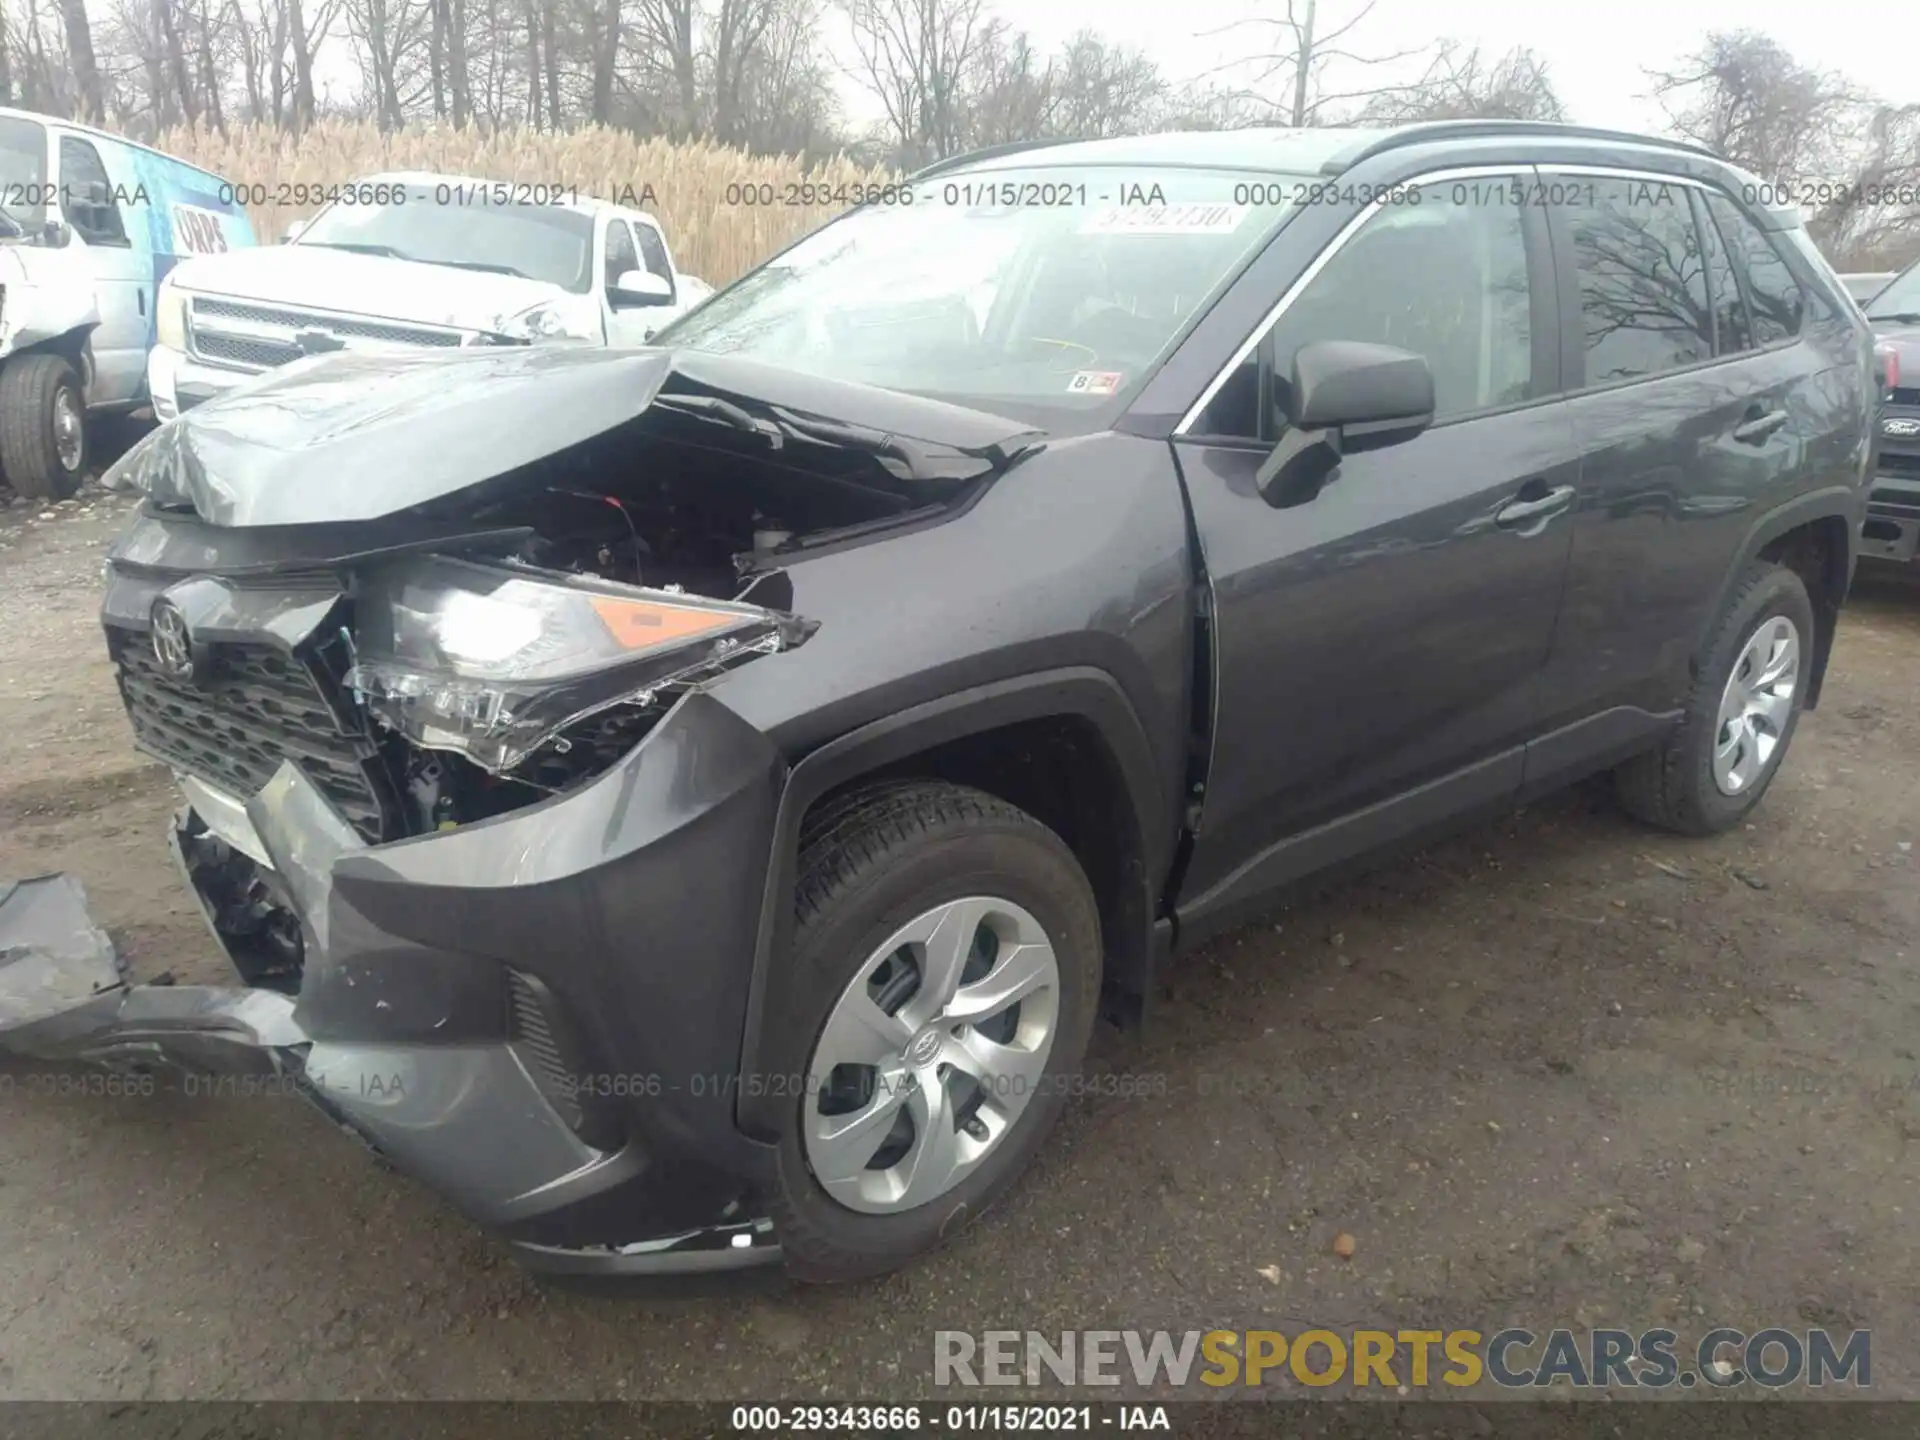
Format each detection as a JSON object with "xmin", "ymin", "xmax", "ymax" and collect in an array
[{"xmin": 729, "ymin": 1405, "xmax": 1171, "ymax": 1431}]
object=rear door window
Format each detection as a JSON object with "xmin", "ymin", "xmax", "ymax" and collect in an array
[{"xmin": 1561, "ymin": 177, "xmax": 1712, "ymax": 386}]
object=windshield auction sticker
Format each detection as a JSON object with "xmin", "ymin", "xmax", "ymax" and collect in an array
[
  {"xmin": 1079, "ymin": 203, "xmax": 1251, "ymax": 235},
  {"xmin": 1067, "ymin": 371, "xmax": 1125, "ymax": 396}
]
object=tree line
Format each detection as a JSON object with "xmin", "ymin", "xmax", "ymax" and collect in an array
[{"xmin": 0, "ymin": 0, "xmax": 1911, "ymax": 264}]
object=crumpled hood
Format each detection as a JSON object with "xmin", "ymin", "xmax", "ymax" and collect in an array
[
  {"xmin": 103, "ymin": 345, "xmax": 1047, "ymax": 528},
  {"xmin": 169, "ymin": 244, "xmax": 569, "ymax": 332}
]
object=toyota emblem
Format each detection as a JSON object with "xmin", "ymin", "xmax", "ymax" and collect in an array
[
  {"xmin": 149, "ymin": 599, "xmax": 196, "ymax": 680},
  {"xmin": 906, "ymin": 1028, "xmax": 943, "ymax": 1067}
]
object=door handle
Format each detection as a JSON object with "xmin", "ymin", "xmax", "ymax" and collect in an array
[
  {"xmin": 1732, "ymin": 407, "xmax": 1789, "ymax": 444},
  {"xmin": 1494, "ymin": 483, "xmax": 1576, "ymax": 531}
]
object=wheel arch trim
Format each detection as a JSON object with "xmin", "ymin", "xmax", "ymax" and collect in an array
[{"xmin": 1700, "ymin": 485, "xmax": 1860, "ymax": 710}]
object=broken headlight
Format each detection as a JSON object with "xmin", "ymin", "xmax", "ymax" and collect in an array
[{"xmin": 346, "ymin": 556, "xmax": 805, "ymax": 773}]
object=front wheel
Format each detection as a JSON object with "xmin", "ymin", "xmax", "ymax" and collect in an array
[
  {"xmin": 770, "ymin": 781, "xmax": 1101, "ymax": 1282},
  {"xmin": 0, "ymin": 353, "xmax": 88, "ymax": 499},
  {"xmin": 1615, "ymin": 560, "xmax": 1815, "ymax": 835}
]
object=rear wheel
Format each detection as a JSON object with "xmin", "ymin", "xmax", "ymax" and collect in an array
[
  {"xmin": 0, "ymin": 353, "xmax": 88, "ymax": 500},
  {"xmin": 1615, "ymin": 560, "xmax": 1814, "ymax": 835},
  {"xmin": 770, "ymin": 781, "xmax": 1101, "ymax": 1282}
]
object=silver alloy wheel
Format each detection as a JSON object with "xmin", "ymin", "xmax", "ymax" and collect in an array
[
  {"xmin": 803, "ymin": 895, "xmax": 1061, "ymax": 1215},
  {"xmin": 52, "ymin": 386, "xmax": 83, "ymax": 472},
  {"xmin": 1712, "ymin": 614, "xmax": 1801, "ymax": 796}
]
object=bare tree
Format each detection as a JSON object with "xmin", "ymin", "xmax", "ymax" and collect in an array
[
  {"xmin": 343, "ymin": 0, "xmax": 422, "ymax": 127},
  {"xmin": 1648, "ymin": 32, "xmax": 1861, "ymax": 187},
  {"xmin": 194, "ymin": 0, "xmax": 226, "ymax": 132},
  {"xmin": 1153, "ymin": 79, "xmax": 1270, "ymax": 133},
  {"xmin": 960, "ymin": 24, "xmax": 1052, "ymax": 147},
  {"xmin": 1207, "ymin": 0, "xmax": 1423, "ymax": 127},
  {"xmin": 727, "ymin": 0, "xmax": 837, "ymax": 155},
  {"xmin": 840, "ymin": 0, "xmax": 996, "ymax": 163},
  {"xmin": 630, "ymin": 0, "xmax": 696, "ymax": 134},
  {"xmin": 1815, "ymin": 103, "xmax": 1920, "ymax": 269},
  {"xmin": 58, "ymin": 0, "xmax": 105, "ymax": 118},
  {"xmin": 1648, "ymin": 31, "xmax": 1920, "ymax": 274},
  {"xmin": 1358, "ymin": 42, "xmax": 1562, "ymax": 123},
  {"xmin": 709, "ymin": 0, "xmax": 781, "ymax": 145},
  {"xmin": 583, "ymin": 0, "xmax": 617, "ymax": 123},
  {"xmin": 1049, "ymin": 32, "xmax": 1163, "ymax": 140}
]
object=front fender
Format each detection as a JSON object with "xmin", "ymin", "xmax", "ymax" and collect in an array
[
  {"xmin": 731, "ymin": 667, "xmax": 1165, "ymax": 1141},
  {"xmin": 0, "ymin": 251, "xmax": 101, "ymax": 363}
]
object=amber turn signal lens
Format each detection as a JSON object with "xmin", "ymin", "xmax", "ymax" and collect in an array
[{"xmin": 589, "ymin": 595, "xmax": 742, "ymax": 652}]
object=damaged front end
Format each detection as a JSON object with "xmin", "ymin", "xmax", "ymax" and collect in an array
[{"xmin": 0, "ymin": 343, "xmax": 1042, "ymax": 1275}]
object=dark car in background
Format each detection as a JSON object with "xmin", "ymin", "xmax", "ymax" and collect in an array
[
  {"xmin": 1860, "ymin": 259, "xmax": 1920, "ymax": 565},
  {"xmin": 0, "ymin": 120, "xmax": 1878, "ymax": 1285}
]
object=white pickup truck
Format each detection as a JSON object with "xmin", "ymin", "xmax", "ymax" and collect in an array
[{"xmin": 148, "ymin": 171, "xmax": 714, "ymax": 418}]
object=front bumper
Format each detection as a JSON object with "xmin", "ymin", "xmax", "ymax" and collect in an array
[
  {"xmin": 1, "ymin": 686, "xmax": 792, "ymax": 1279},
  {"xmin": 1862, "ymin": 467, "xmax": 1920, "ymax": 564},
  {"xmin": 147, "ymin": 343, "xmax": 254, "ymax": 422}
]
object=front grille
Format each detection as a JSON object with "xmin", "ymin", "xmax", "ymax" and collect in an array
[
  {"xmin": 1880, "ymin": 451, "xmax": 1920, "ymax": 478},
  {"xmin": 187, "ymin": 296, "xmax": 467, "ymax": 373},
  {"xmin": 1892, "ymin": 388, "xmax": 1920, "ymax": 409},
  {"xmin": 194, "ymin": 332, "xmax": 303, "ymax": 369},
  {"xmin": 108, "ymin": 627, "xmax": 390, "ymax": 842}
]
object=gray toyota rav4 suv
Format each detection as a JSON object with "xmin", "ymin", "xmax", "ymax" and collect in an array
[{"xmin": 1, "ymin": 121, "xmax": 1876, "ymax": 1284}]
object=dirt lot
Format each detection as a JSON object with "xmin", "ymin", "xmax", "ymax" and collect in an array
[{"xmin": 0, "ymin": 475, "xmax": 1917, "ymax": 1404}]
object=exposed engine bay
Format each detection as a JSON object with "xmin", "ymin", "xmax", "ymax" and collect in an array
[{"xmin": 346, "ymin": 405, "xmax": 960, "ymax": 829}]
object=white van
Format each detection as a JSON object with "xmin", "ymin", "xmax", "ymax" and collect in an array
[{"xmin": 0, "ymin": 107, "xmax": 254, "ymax": 497}]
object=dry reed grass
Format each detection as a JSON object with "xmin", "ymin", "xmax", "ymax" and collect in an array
[{"xmin": 155, "ymin": 120, "xmax": 899, "ymax": 284}]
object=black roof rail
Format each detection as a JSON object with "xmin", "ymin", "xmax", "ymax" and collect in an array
[
  {"xmin": 907, "ymin": 139, "xmax": 1065, "ymax": 182},
  {"xmin": 1325, "ymin": 119, "xmax": 1723, "ymax": 174}
]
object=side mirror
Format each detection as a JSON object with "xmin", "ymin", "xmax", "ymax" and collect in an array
[
  {"xmin": 281, "ymin": 218, "xmax": 309, "ymax": 244},
  {"xmin": 40, "ymin": 217, "xmax": 70, "ymax": 248},
  {"xmin": 609, "ymin": 268, "xmax": 674, "ymax": 308},
  {"xmin": 1256, "ymin": 340, "xmax": 1435, "ymax": 508}
]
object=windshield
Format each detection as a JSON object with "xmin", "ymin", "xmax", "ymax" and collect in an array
[
  {"xmin": 661, "ymin": 166, "xmax": 1304, "ymax": 411},
  {"xmin": 1865, "ymin": 261, "xmax": 1920, "ymax": 321},
  {"xmin": 0, "ymin": 115, "xmax": 47, "ymax": 232},
  {"xmin": 297, "ymin": 183, "xmax": 594, "ymax": 292}
]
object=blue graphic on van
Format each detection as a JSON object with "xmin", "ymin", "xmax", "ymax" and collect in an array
[{"xmin": 113, "ymin": 143, "xmax": 255, "ymax": 344}]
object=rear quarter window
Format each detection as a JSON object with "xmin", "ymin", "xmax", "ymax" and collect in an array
[{"xmin": 1704, "ymin": 192, "xmax": 1805, "ymax": 345}]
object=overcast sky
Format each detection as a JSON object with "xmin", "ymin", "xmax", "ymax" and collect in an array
[{"xmin": 833, "ymin": 0, "xmax": 1915, "ymax": 136}]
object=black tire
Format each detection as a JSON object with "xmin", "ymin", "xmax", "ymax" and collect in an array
[
  {"xmin": 1615, "ymin": 560, "xmax": 1815, "ymax": 836},
  {"xmin": 0, "ymin": 353, "xmax": 88, "ymax": 500},
  {"xmin": 769, "ymin": 780, "xmax": 1101, "ymax": 1283}
]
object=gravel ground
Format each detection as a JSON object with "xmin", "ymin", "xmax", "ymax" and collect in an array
[{"xmin": 0, "ymin": 474, "xmax": 1916, "ymax": 1405}]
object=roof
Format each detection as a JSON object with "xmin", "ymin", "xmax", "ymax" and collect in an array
[
  {"xmin": 0, "ymin": 104, "xmax": 235, "ymax": 184},
  {"xmin": 917, "ymin": 120, "xmax": 1726, "ymax": 181}
]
